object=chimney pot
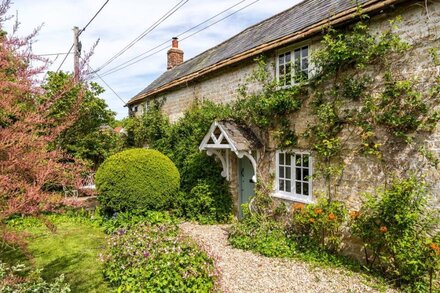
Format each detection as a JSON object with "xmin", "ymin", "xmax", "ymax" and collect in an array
[
  {"xmin": 172, "ymin": 37, "xmax": 179, "ymax": 48},
  {"xmin": 167, "ymin": 37, "xmax": 184, "ymax": 70}
]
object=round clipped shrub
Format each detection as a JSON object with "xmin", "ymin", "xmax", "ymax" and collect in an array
[{"xmin": 95, "ymin": 148, "xmax": 180, "ymax": 212}]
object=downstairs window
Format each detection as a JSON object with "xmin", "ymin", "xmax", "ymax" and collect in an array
[{"xmin": 275, "ymin": 151, "xmax": 312, "ymax": 202}]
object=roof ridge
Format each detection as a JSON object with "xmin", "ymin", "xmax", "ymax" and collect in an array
[
  {"xmin": 172, "ymin": 0, "xmax": 309, "ymax": 71},
  {"xmin": 129, "ymin": 0, "xmax": 380, "ymax": 105}
]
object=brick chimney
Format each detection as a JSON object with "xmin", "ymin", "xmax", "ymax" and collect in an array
[{"xmin": 167, "ymin": 37, "xmax": 184, "ymax": 70}]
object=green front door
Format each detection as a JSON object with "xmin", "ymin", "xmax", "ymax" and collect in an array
[{"xmin": 239, "ymin": 157, "xmax": 255, "ymax": 218}]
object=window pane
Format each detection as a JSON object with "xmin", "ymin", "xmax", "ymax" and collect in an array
[
  {"xmin": 303, "ymin": 69, "xmax": 309, "ymax": 79},
  {"xmin": 286, "ymin": 180, "xmax": 291, "ymax": 192},
  {"xmin": 294, "ymin": 49, "xmax": 300, "ymax": 61},
  {"xmin": 302, "ymin": 46, "xmax": 308, "ymax": 58},
  {"xmin": 303, "ymin": 155, "xmax": 309, "ymax": 167},
  {"xmin": 279, "ymin": 166, "xmax": 284, "ymax": 178},
  {"xmin": 285, "ymin": 52, "xmax": 291, "ymax": 62},
  {"xmin": 279, "ymin": 64, "xmax": 285, "ymax": 76},
  {"xmin": 303, "ymin": 182, "xmax": 309, "ymax": 195},
  {"xmin": 284, "ymin": 154, "xmax": 290, "ymax": 166},
  {"xmin": 302, "ymin": 59, "xmax": 309, "ymax": 71},
  {"xmin": 296, "ymin": 181, "xmax": 301, "ymax": 194},
  {"xmin": 294, "ymin": 60, "xmax": 301, "ymax": 72},
  {"xmin": 279, "ymin": 153, "xmax": 284, "ymax": 165},
  {"xmin": 286, "ymin": 74, "xmax": 291, "ymax": 85},
  {"xmin": 295, "ymin": 155, "xmax": 301, "ymax": 166},
  {"xmin": 286, "ymin": 167, "xmax": 291, "ymax": 179},
  {"xmin": 296, "ymin": 168, "xmax": 302, "ymax": 181},
  {"xmin": 285, "ymin": 63, "xmax": 291, "ymax": 85},
  {"xmin": 303, "ymin": 168, "xmax": 309, "ymax": 181},
  {"xmin": 279, "ymin": 180, "xmax": 285, "ymax": 191},
  {"xmin": 278, "ymin": 54, "xmax": 284, "ymax": 65},
  {"xmin": 285, "ymin": 62, "xmax": 291, "ymax": 76}
]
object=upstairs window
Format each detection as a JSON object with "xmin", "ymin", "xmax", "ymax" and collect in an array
[
  {"xmin": 276, "ymin": 151, "xmax": 312, "ymax": 202},
  {"xmin": 277, "ymin": 45, "xmax": 309, "ymax": 86}
]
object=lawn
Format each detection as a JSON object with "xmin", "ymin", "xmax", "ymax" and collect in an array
[{"xmin": 2, "ymin": 214, "xmax": 109, "ymax": 292}]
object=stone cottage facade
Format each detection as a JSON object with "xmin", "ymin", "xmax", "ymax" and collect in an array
[{"xmin": 127, "ymin": 0, "xmax": 440, "ymax": 217}]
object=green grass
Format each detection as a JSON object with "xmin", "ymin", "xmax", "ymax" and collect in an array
[{"xmin": 2, "ymin": 214, "xmax": 109, "ymax": 293}]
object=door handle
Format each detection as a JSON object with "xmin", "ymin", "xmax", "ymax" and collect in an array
[{"xmin": 241, "ymin": 168, "xmax": 244, "ymax": 177}]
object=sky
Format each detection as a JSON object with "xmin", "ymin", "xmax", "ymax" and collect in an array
[{"xmin": 6, "ymin": 0, "xmax": 303, "ymax": 119}]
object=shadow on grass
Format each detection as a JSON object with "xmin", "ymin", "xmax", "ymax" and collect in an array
[
  {"xmin": 41, "ymin": 253, "xmax": 90, "ymax": 292},
  {"xmin": 5, "ymin": 216, "xmax": 109, "ymax": 293}
]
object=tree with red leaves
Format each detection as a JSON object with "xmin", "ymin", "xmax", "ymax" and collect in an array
[{"xmin": 0, "ymin": 0, "xmax": 86, "ymax": 225}]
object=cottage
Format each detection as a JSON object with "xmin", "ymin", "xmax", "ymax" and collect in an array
[{"xmin": 127, "ymin": 0, "xmax": 440, "ymax": 218}]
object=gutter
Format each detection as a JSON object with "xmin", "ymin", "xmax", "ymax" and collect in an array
[{"xmin": 127, "ymin": 0, "xmax": 400, "ymax": 106}]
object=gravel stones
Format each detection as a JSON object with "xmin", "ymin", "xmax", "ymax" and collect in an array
[{"xmin": 179, "ymin": 222, "xmax": 398, "ymax": 293}]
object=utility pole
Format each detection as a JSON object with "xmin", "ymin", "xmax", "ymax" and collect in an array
[{"xmin": 73, "ymin": 26, "xmax": 80, "ymax": 82}]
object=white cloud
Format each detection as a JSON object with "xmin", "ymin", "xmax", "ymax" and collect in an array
[{"xmin": 7, "ymin": 0, "xmax": 303, "ymax": 119}]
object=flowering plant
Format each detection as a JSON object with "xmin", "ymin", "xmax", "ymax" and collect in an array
[
  {"xmin": 287, "ymin": 198, "xmax": 347, "ymax": 252},
  {"xmin": 102, "ymin": 222, "xmax": 217, "ymax": 292},
  {"xmin": 350, "ymin": 176, "xmax": 440, "ymax": 290}
]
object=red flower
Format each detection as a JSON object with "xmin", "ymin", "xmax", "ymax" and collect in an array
[
  {"xmin": 429, "ymin": 243, "xmax": 440, "ymax": 255},
  {"xmin": 292, "ymin": 203, "xmax": 305, "ymax": 210},
  {"xmin": 349, "ymin": 211, "xmax": 360, "ymax": 219},
  {"xmin": 314, "ymin": 208, "xmax": 323, "ymax": 215},
  {"xmin": 328, "ymin": 213, "xmax": 336, "ymax": 221},
  {"xmin": 379, "ymin": 226, "xmax": 388, "ymax": 233}
]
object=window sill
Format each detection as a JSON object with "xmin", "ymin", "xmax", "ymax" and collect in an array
[{"xmin": 271, "ymin": 192, "xmax": 314, "ymax": 204}]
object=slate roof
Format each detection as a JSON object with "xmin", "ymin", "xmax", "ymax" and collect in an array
[
  {"xmin": 218, "ymin": 120, "xmax": 262, "ymax": 151},
  {"xmin": 128, "ymin": 0, "xmax": 373, "ymax": 105}
]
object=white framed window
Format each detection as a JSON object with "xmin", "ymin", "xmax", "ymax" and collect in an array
[
  {"xmin": 275, "ymin": 150, "xmax": 313, "ymax": 203},
  {"xmin": 276, "ymin": 45, "xmax": 309, "ymax": 86}
]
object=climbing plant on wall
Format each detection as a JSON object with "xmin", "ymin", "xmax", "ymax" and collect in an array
[{"xmin": 233, "ymin": 14, "xmax": 439, "ymax": 201}]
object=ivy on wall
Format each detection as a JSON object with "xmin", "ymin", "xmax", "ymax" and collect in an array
[
  {"xmin": 125, "ymin": 11, "xmax": 439, "ymax": 219},
  {"xmin": 232, "ymin": 14, "xmax": 440, "ymax": 200}
]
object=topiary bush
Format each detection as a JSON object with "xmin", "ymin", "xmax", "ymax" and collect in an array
[
  {"xmin": 124, "ymin": 101, "xmax": 234, "ymax": 223},
  {"xmin": 95, "ymin": 148, "xmax": 180, "ymax": 213}
]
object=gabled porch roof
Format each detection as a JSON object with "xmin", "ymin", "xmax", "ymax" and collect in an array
[
  {"xmin": 199, "ymin": 120, "xmax": 262, "ymax": 182},
  {"xmin": 199, "ymin": 120, "xmax": 262, "ymax": 154}
]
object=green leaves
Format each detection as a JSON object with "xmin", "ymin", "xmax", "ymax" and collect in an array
[
  {"xmin": 350, "ymin": 176, "xmax": 440, "ymax": 289},
  {"xmin": 42, "ymin": 71, "xmax": 122, "ymax": 167},
  {"xmin": 103, "ymin": 222, "xmax": 216, "ymax": 292},
  {"xmin": 124, "ymin": 101, "xmax": 233, "ymax": 223}
]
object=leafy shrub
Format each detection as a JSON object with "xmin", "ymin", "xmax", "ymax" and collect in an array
[
  {"xmin": 350, "ymin": 176, "xmax": 440, "ymax": 290},
  {"xmin": 0, "ymin": 261, "xmax": 70, "ymax": 293},
  {"xmin": 95, "ymin": 148, "xmax": 180, "ymax": 213},
  {"xmin": 228, "ymin": 206, "xmax": 359, "ymax": 269},
  {"xmin": 124, "ymin": 102, "xmax": 233, "ymax": 223},
  {"xmin": 102, "ymin": 223, "xmax": 217, "ymax": 292},
  {"xmin": 228, "ymin": 211, "xmax": 293, "ymax": 258},
  {"xmin": 175, "ymin": 180, "xmax": 231, "ymax": 224},
  {"xmin": 99, "ymin": 210, "xmax": 176, "ymax": 234},
  {"xmin": 287, "ymin": 199, "xmax": 347, "ymax": 252}
]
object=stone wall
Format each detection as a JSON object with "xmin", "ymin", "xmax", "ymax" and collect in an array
[
  {"xmin": 151, "ymin": 60, "xmax": 264, "ymax": 123},
  {"xmin": 139, "ymin": 0, "xmax": 440, "ymax": 214},
  {"xmin": 261, "ymin": 0, "xmax": 440, "ymax": 211}
]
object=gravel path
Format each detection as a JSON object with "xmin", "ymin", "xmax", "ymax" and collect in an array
[{"xmin": 180, "ymin": 222, "xmax": 397, "ymax": 293}]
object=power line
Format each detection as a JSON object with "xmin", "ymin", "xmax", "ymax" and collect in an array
[
  {"xmin": 56, "ymin": 0, "xmax": 110, "ymax": 72},
  {"xmin": 36, "ymin": 52, "xmax": 71, "ymax": 57},
  {"xmin": 84, "ymin": 59, "xmax": 127, "ymax": 105},
  {"xmin": 94, "ymin": 0, "xmax": 189, "ymax": 73},
  {"xmin": 99, "ymin": 0, "xmax": 260, "ymax": 78},
  {"xmin": 180, "ymin": 0, "xmax": 260, "ymax": 42},
  {"xmin": 79, "ymin": 0, "xmax": 110, "ymax": 36},
  {"xmin": 56, "ymin": 43, "xmax": 74, "ymax": 72},
  {"xmin": 98, "ymin": 0, "xmax": 247, "ymax": 76}
]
